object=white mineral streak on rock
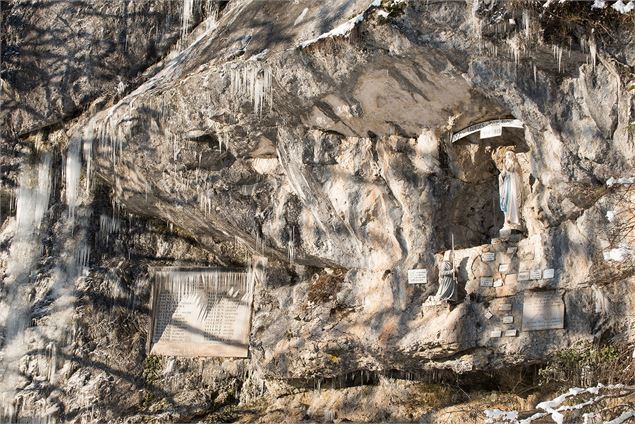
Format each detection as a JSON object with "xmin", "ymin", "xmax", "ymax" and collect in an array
[{"xmin": 294, "ymin": 7, "xmax": 308, "ymax": 26}]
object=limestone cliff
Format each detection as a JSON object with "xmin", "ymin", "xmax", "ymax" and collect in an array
[{"xmin": 1, "ymin": 0, "xmax": 634, "ymax": 422}]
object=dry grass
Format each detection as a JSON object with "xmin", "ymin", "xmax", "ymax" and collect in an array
[{"xmin": 307, "ymin": 269, "xmax": 345, "ymax": 304}]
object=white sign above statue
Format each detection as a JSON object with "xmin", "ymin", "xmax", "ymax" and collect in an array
[
  {"xmin": 480, "ymin": 125, "xmax": 502, "ymax": 139},
  {"xmin": 408, "ymin": 269, "xmax": 427, "ymax": 284},
  {"xmin": 451, "ymin": 119, "xmax": 523, "ymax": 143}
]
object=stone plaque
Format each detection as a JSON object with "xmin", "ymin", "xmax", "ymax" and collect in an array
[
  {"xmin": 502, "ymin": 316, "xmax": 514, "ymax": 324},
  {"xmin": 485, "ymin": 310, "xmax": 493, "ymax": 320},
  {"xmin": 518, "ymin": 271, "xmax": 530, "ymax": 281},
  {"xmin": 504, "ymin": 329, "xmax": 518, "ymax": 337},
  {"xmin": 481, "ymin": 252, "xmax": 496, "ymax": 262},
  {"xmin": 543, "ymin": 269, "xmax": 555, "ymax": 279},
  {"xmin": 480, "ymin": 277, "xmax": 494, "ymax": 287},
  {"xmin": 499, "ymin": 303, "xmax": 512, "ymax": 311},
  {"xmin": 530, "ymin": 269, "xmax": 542, "ymax": 280},
  {"xmin": 499, "ymin": 263, "xmax": 510, "ymax": 273},
  {"xmin": 522, "ymin": 292, "xmax": 565, "ymax": 331},
  {"xmin": 150, "ymin": 268, "xmax": 254, "ymax": 357},
  {"xmin": 493, "ymin": 279, "xmax": 503, "ymax": 288},
  {"xmin": 481, "ymin": 125, "xmax": 502, "ymax": 139},
  {"xmin": 490, "ymin": 329, "xmax": 502, "ymax": 338},
  {"xmin": 408, "ymin": 269, "xmax": 427, "ymax": 285}
]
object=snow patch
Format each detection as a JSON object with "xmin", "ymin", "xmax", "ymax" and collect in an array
[
  {"xmin": 603, "ymin": 247, "xmax": 633, "ymax": 262},
  {"xmin": 607, "ymin": 176, "xmax": 635, "ymax": 186},
  {"xmin": 485, "ymin": 409, "xmax": 519, "ymax": 423},
  {"xmin": 299, "ymin": 13, "xmax": 365, "ymax": 48},
  {"xmin": 592, "ymin": 0, "xmax": 607, "ymax": 9},
  {"xmin": 298, "ymin": 0, "xmax": 386, "ymax": 48}
]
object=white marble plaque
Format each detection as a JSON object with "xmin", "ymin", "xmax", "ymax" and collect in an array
[
  {"xmin": 493, "ymin": 279, "xmax": 503, "ymax": 287},
  {"xmin": 543, "ymin": 269, "xmax": 555, "ymax": 279},
  {"xmin": 499, "ymin": 303, "xmax": 512, "ymax": 311},
  {"xmin": 518, "ymin": 271, "xmax": 530, "ymax": 281},
  {"xmin": 485, "ymin": 310, "xmax": 493, "ymax": 320},
  {"xmin": 151, "ymin": 268, "xmax": 253, "ymax": 357},
  {"xmin": 408, "ymin": 269, "xmax": 428, "ymax": 285},
  {"xmin": 480, "ymin": 277, "xmax": 494, "ymax": 287},
  {"xmin": 480, "ymin": 125, "xmax": 502, "ymax": 139},
  {"xmin": 530, "ymin": 269, "xmax": 542, "ymax": 280},
  {"xmin": 504, "ymin": 329, "xmax": 518, "ymax": 337},
  {"xmin": 522, "ymin": 292, "xmax": 565, "ymax": 331},
  {"xmin": 481, "ymin": 252, "xmax": 496, "ymax": 262},
  {"xmin": 499, "ymin": 263, "xmax": 510, "ymax": 273},
  {"xmin": 490, "ymin": 329, "xmax": 502, "ymax": 338},
  {"xmin": 502, "ymin": 316, "xmax": 514, "ymax": 324}
]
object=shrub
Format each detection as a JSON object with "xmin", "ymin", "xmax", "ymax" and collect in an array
[{"xmin": 538, "ymin": 342, "xmax": 634, "ymax": 388}]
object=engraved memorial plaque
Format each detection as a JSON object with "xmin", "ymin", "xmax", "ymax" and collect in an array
[
  {"xmin": 150, "ymin": 268, "xmax": 254, "ymax": 357},
  {"xmin": 502, "ymin": 316, "xmax": 514, "ymax": 324},
  {"xmin": 493, "ymin": 279, "xmax": 503, "ymax": 287},
  {"xmin": 481, "ymin": 252, "xmax": 496, "ymax": 262},
  {"xmin": 530, "ymin": 269, "xmax": 542, "ymax": 280},
  {"xmin": 499, "ymin": 263, "xmax": 510, "ymax": 273},
  {"xmin": 499, "ymin": 303, "xmax": 512, "ymax": 311},
  {"xmin": 504, "ymin": 329, "xmax": 518, "ymax": 337},
  {"xmin": 408, "ymin": 269, "xmax": 428, "ymax": 285},
  {"xmin": 480, "ymin": 277, "xmax": 494, "ymax": 287},
  {"xmin": 522, "ymin": 291, "xmax": 565, "ymax": 331},
  {"xmin": 518, "ymin": 271, "xmax": 530, "ymax": 281},
  {"xmin": 490, "ymin": 329, "xmax": 502, "ymax": 338},
  {"xmin": 543, "ymin": 269, "xmax": 555, "ymax": 279},
  {"xmin": 485, "ymin": 310, "xmax": 493, "ymax": 320}
]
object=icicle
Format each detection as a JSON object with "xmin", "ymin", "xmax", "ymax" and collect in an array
[
  {"xmin": 83, "ymin": 135, "xmax": 92, "ymax": 193},
  {"xmin": 65, "ymin": 137, "xmax": 82, "ymax": 219},
  {"xmin": 15, "ymin": 154, "xmax": 52, "ymax": 236},
  {"xmin": 181, "ymin": 0, "xmax": 195, "ymax": 45},
  {"xmin": 589, "ymin": 32, "xmax": 597, "ymax": 71},
  {"xmin": 229, "ymin": 62, "xmax": 273, "ymax": 117},
  {"xmin": 522, "ymin": 9, "xmax": 531, "ymax": 39}
]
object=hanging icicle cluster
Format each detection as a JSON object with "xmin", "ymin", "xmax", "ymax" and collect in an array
[
  {"xmin": 15, "ymin": 154, "xmax": 52, "ymax": 237},
  {"xmin": 229, "ymin": 62, "xmax": 273, "ymax": 116},
  {"xmin": 181, "ymin": 0, "xmax": 195, "ymax": 44}
]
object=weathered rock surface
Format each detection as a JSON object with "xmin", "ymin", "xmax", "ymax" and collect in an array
[{"xmin": 1, "ymin": 0, "xmax": 634, "ymax": 422}]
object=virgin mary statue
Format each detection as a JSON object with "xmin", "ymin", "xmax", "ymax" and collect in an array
[{"xmin": 499, "ymin": 151, "xmax": 522, "ymax": 231}]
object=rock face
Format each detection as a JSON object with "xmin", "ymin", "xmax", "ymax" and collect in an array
[{"xmin": 1, "ymin": 0, "xmax": 634, "ymax": 422}]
